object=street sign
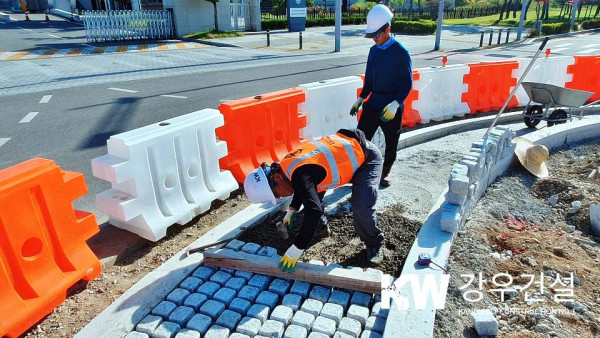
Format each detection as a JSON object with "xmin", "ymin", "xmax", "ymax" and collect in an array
[{"xmin": 287, "ymin": 0, "xmax": 306, "ymax": 32}]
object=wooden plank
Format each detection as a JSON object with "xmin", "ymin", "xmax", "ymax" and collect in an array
[{"xmin": 203, "ymin": 248, "xmax": 386, "ymax": 294}]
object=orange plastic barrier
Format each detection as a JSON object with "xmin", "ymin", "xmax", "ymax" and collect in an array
[
  {"xmin": 462, "ymin": 61, "xmax": 519, "ymax": 114},
  {"xmin": 0, "ymin": 158, "xmax": 101, "ymax": 337},
  {"xmin": 566, "ymin": 55, "xmax": 600, "ymax": 103},
  {"xmin": 218, "ymin": 89, "xmax": 307, "ymax": 183}
]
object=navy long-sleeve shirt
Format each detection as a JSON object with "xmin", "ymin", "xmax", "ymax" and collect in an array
[{"xmin": 359, "ymin": 38, "xmax": 413, "ymax": 111}]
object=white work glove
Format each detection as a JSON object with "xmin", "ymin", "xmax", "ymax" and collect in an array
[
  {"xmin": 276, "ymin": 209, "xmax": 297, "ymax": 239},
  {"xmin": 349, "ymin": 97, "xmax": 364, "ymax": 116},
  {"xmin": 381, "ymin": 100, "xmax": 400, "ymax": 122},
  {"xmin": 279, "ymin": 244, "xmax": 304, "ymax": 273}
]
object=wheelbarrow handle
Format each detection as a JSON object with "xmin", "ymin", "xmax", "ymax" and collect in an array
[{"xmin": 538, "ymin": 37, "xmax": 549, "ymax": 51}]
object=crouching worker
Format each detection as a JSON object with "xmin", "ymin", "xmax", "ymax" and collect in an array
[{"xmin": 244, "ymin": 129, "xmax": 386, "ymax": 273}]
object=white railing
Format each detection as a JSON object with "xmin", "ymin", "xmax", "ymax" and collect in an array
[
  {"xmin": 230, "ymin": 3, "xmax": 250, "ymax": 31},
  {"xmin": 82, "ymin": 10, "xmax": 174, "ymax": 42}
]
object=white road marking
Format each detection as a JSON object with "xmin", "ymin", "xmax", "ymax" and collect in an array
[
  {"xmin": 0, "ymin": 138, "xmax": 10, "ymax": 148},
  {"xmin": 550, "ymin": 47, "xmax": 570, "ymax": 53},
  {"xmin": 160, "ymin": 95, "xmax": 188, "ymax": 99},
  {"xmin": 579, "ymin": 48, "xmax": 599, "ymax": 54},
  {"xmin": 581, "ymin": 43, "xmax": 600, "ymax": 48},
  {"xmin": 108, "ymin": 87, "xmax": 138, "ymax": 93},
  {"xmin": 552, "ymin": 43, "xmax": 572, "ymax": 48},
  {"xmin": 15, "ymin": 26, "xmax": 32, "ymax": 31},
  {"xmin": 19, "ymin": 112, "xmax": 39, "ymax": 123},
  {"xmin": 48, "ymin": 34, "xmax": 62, "ymax": 39},
  {"xmin": 39, "ymin": 95, "xmax": 52, "ymax": 103}
]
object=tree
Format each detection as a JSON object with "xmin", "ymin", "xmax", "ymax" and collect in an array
[
  {"xmin": 206, "ymin": 0, "xmax": 219, "ymax": 31},
  {"xmin": 499, "ymin": 0, "xmax": 508, "ymax": 19}
]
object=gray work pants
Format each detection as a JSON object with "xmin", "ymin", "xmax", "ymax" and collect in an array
[{"xmin": 351, "ymin": 140, "xmax": 384, "ymax": 248}]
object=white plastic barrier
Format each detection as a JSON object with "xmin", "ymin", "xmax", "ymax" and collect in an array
[
  {"xmin": 412, "ymin": 65, "xmax": 470, "ymax": 123},
  {"xmin": 513, "ymin": 56, "xmax": 575, "ymax": 106},
  {"xmin": 92, "ymin": 109, "xmax": 239, "ymax": 241},
  {"xmin": 299, "ymin": 76, "xmax": 362, "ymax": 140}
]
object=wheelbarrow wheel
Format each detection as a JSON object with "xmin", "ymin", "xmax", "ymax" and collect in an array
[
  {"xmin": 547, "ymin": 109, "xmax": 568, "ymax": 127},
  {"xmin": 523, "ymin": 105, "xmax": 543, "ymax": 128}
]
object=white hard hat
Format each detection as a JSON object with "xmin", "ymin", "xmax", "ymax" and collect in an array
[
  {"xmin": 244, "ymin": 166, "xmax": 277, "ymax": 205},
  {"xmin": 365, "ymin": 4, "xmax": 393, "ymax": 38}
]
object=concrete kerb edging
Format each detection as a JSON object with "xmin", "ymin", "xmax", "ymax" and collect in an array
[
  {"xmin": 180, "ymin": 37, "xmax": 243, "ymax": 48},
  {"xmin": 383, "ymin": 116, "xmax": 600, "ymax": 338}
]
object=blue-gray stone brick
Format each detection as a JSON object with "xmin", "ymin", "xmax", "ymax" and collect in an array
[
  {"xmin": 237, "ymin": 317, "xmax": 262, "ymax": 336},
  {"xmin": 290, "ymin": 280, "xmax": 311, "ymax": 298},
  {"xmin": 312, "ymin": 316, "xmax": 337, "ymax": 336},
  {"xmin": 174, "ymin": 329, "xmax": 200, "ymax": 338},
  {"xmin": 209, "ymin": 271, "xmax": 232, "ymax": 286},
  {"xmin": 247, "ymin": 304, "xmax": 270, "ymax": 323},
  {"xmin": 152, "ymin": 301, "xmax": 177, "ymax": 319},
  {"xmin": 135, "ymin": 315, "xmax": 163, "ymax": 335},
  {"xmin": 321, "ymin": 303, "xmax": 344, "ymax": 325},
  {"xmin": 338, "ymin": 317, "xmax": 361, "ymax": 338},
  {"xmin": 179, "ymin": 277, "xmax": 203, "ymax": 293},
  {"xmin": 225, "ymin": 277, "xmax": 246, "ymax": 292},
  {"xmin": 257, "ymin": 246, "xmax": 278, "ymax": 257},
  {"xmin": 229, "ymin": 333, "xmax": 250, "ymax": 338},
  {"xmin": 199, "ymin": 300, "xmax": 226, "ymax": 320},
  {"xmin": 213, "ymin": 288, "xmax": 236, "ymax": 306},
  {"xmin": 167, "ymin": 288, "xmax": 191, "ymax": 306},
  {"xmin": 350, "ymin": 292, "xmax": 372, "ymax": 308},
  {"xmin": 238, "ymin": 285, "xmax": 260, "ymax": 302},
  {"xmin": 300, "ymin": 299, "xmax": 323, "ymax": 317},
  {"xmin": 309, "ymin": 286, "xmax": 332, "ymax": 304},
  {"xmin": 282, "ymin": 294, "xmax": 302, "ymax": 311},
  {"xmin": 197, "ymin": 281, "xmax": 220, "ymax": 298},
  {"xmin": 347, "ymin": 305, "xmax": 369, "ymax": 327},
  {"xmin": 186, "ymin": 314, "xmax": 212, "ymax": 335},
  {"xmin": 360, "ymin": 330, "xmax": 382, "ymax": 338},
  {"xmin": 241, "ymin": 242, "xmax": 261, "ymax": 254},
  {"xmin": 332, "ymin": 332, "xmax": 354, "ymax": 338},
  {"xmin": 328, "ymin": 290, "xmax": 350, "ymax": 311},
  {"xmin": 308, "ymin": 332, "xmax": 330, "ymax": 338},
  {"xmin": 326, "ymin": 262, "xmax": 343, "ymax": 269},
  {"xmin": 470, "ymin": 309, "xmax": 499, "ymax": 336},
  {"xmin": 291, "ymin": 311, "xmax": 316, "ymax": 331},
  {"xmin": 125, "ymin": 332, "xmax": 149, "ymax": 338},
  {"xmin": 204, "ymin": 325, "xmax": 230, "ymax": 338},
  {"xmin": 153, "ymin": 321, "xmax": 181, "ymax": 338},
  {"xmin": 284, "ymin": 324, "xmax": 308, "ymax": 338},
  {"xmin": 268, "ymin": 279, "xmax": 291, "ymax": 297},
  {"xmin": 270, "ymin": 305, "xmax": 294, "ymax": 325},
  {"xmin": 183, "ymin": 293, "xmax": 208, "ymax": 312},
  {"xmin": 248, "ymin": 275, "xmax": 271, "ymax": 291},
  {"xmin": 259, "ymin": 319, "xmax": 285, "ymax": 338},
  {"xmin": 226, "ymin": 239, "xmax": 246, "ymax": 251},
  {"xmin": 168, "ymin": 306, "xmax": 195, "ymax": 326},
  {"xmin": 370, "ymin": 302, "xmax": 388, "ymax": 319},
  {"xmin": 229, "ymin": 297, "xmax": 252, "ymax": 315},
  {"xmin": 192, "ymin": 266, "xmax": 215, "ymax": 282},
  {"xmin": 220, "ymin": 267, "xmax": 235, "ymax": 274},
  {"xmin": 215, "ymin": 310, "xmax": 242, "ymax": 331},
  {"xmin": 256, "ymin": 291, "xmax": 279, "ymax": 310},
  {"xmin": 373, "ymin": 294, "xmax": 381, "ymax": 303},
  {"xmin": 235, "ymin": 270, "xmax": 254, "ymax": 281},
  {"xmin": 365, "ymin": 316, "xmax": 385, "ymax": 334}
]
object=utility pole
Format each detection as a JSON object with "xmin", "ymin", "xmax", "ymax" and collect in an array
[
  {"xmin": 434, "ymin": 0, "xmax": 444, "ymax": 50},
  {"xmin": 516, "ymin": 0, "xmax": 527, "ymax": 40},
  {"xmin": 570, "ymin": 0, "xmax": 579, "ymax": 31},
  {"xmin": 335, "ymin": 0, "xmax": 341, "ymax": 52}
]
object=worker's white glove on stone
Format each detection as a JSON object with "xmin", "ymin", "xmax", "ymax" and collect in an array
[
  {"xmin": 381, "ymin": 100, "xmax": 400, "ymax": 122},
  {"xmin": 279, "ymin": 244, "xmax": 304, "ymax": 273},
  {"xmin": 349, "ymin": 97, "xmax": 364, "ymax": 116}
]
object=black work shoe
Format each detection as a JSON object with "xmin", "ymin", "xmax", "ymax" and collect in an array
[
  {"xmin": 380, "ymin": 167, "xmax": 391, "ymax": 187},
  {"xmin": 379, "ymin": 177, "xmax": 391, "ymax": 187},
  {"xmin": 366, "ymin": 245, "xmax": 384, "ymax": 266}
]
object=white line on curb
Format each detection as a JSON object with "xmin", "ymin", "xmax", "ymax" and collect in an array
[
  {"xmin": 39, "ymin": 95, "xmax": 52, "ymax": 103},
  {"xmin": 160, "ymin": 95, "xmax": 187, "ymax": 99},
  {"xmin": 19, "ymin": 112, "xmax": 38, "ymax": 123},
  {"xmin": 108, "ymin": 88, "xmax": 138, "ymax": 93},
  {"xmin": 0, "ymin": 138, "xmax": 10, "ymax": 148},
  {"xmin": 48, "ymin": 34, "xmax": 62, "ymax": 39}
]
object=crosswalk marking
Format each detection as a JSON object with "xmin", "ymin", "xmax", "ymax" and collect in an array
[
  {"xmin": 19, "ymin": 112, "xmax": 39, "ymax": 123},
  {"xmin": 108, "ymin": 87, "xmax": 138, "ymax": 93},
  {"xmin": 0, "ymin": 138, "xmax": 10, "ymax": 148},
  {"xmin": 160, "ymin": 95, "xmax": 188, "ymax": 99},
  {"xmin": 579, "ymin": 48, "xmax": 599, "ymax": 54},
  {"xmin": 39, "ymin": 95, "xmax": 52, "ymax": 104},
  {"xmin": 550, "ymin": 47, "xmax": 570, "ymax": 53},
  {"xmin": 553, "ymin": 43, "xmax": 573, "ymax": 48},
  {"xmin": 581, "ymin": 44, "xmax": 600, "ymax": 48}
]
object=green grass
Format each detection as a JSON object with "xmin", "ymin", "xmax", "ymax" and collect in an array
[
  {"xmin": 184, "ymin": 30, "xmax": 244, "ymax": 39},
  {"xmin": 444, "ymin": 6, "xmax": 574, "ymax": 27}
]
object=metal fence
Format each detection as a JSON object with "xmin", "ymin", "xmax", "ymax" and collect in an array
[
  {"xmin": 230, "ymin": 3, "xmax": 251, "ymax": 31},
  {"xmin": 82, "ymin": 10, "xmax": 174, "ymax": 42}
]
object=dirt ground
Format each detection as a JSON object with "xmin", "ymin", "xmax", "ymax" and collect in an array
[
  {"xmin": 238, "ymin": 204, "xmax": 422, "ymax": 277},
  {"xmin": 23, "ymin": 191, "xmax": 250, "ymax": 337},
  {"xmin": 435, "ymin": 139, "xmax": 600, "ymax": 337}
]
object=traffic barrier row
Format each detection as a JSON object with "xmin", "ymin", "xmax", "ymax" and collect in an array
[
  {"xmin": 513, "ymin": 56, "xmax": 574, "ymax": 105},
  {"xmin": 566, "ymin": 55, "xmax": 600, "ymax": 103},
  {"xmin": 462, "ymin": 61, "xmax": 520, "ymax": 114},
  {"xmin": 413, "ymin": 65, "xmax": 470, "ymax": 123},
  {"xmin": 0, "ymin": 158, "xmax": 101, "ymax": 337}
]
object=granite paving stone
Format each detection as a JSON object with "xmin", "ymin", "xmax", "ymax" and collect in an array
[
  {"xmin": 235, "ymin": 270, "xmax": 254, "ymax": 281},
  {"xmin": 226, "ymin": 239, "xmax": 246, "ymax": 251},
  {"xmin": 152, "ymin": 301, "xmax": 177, "ymax": 319},
  {"xmin": 301, "ymin": 299, "xmax": 323, "ymax": 317},
  {"xmin": 269, "ymin": 279, "xmax": 291, "ymax": 297},
  {"xmin": 192, "ymin": 266, "xmax": 216, "ymax": 282},
  {"xmin": 282, "ymin": 294, "xmax": 302, "ymax": 311},
  {"xmin": 225, "ymin": 277, "xmax": 247, "ymax": 292},
  {"xmin": 333, "ymin": 332, "xmax": 354, "ymax": 338},
  {"xmin": 209, "ymin": 271, "xmax": 232, "ymax": 286},
  {"xmin": 284, "ymin": 324, "xmax": 308, "ymax": 338},
  {"xmin": 257, "ymin": 246, "xmax": 278, "ymax": 257},
  {"xmin": 229, "ymin": 297, "xmax": 252, "ymax": 315},
  {"xmin": 185, "ymin": 314, "xmax": 212, "ymax": 335},
  {"xmin": 220, "ymin": 267, "xmax": 235, "ymax": 275},
  {"xmin": 167, "ymin": 288, "xmax": 191, "ymax": 306},
  {"xmin": 183, "ymin": 293, "xmax": 208, "ymax": 312},
  {"xmin": 213, "ymin": 288, "xmax": 237, "ymax": 306},
  {"xmin": 153, "ymin": 321, "xmax": 181, "ymax": 338},
  {"xmin": 168, "ymin": 306, "xmax": 195, "ymax": 326},
  {"xmin": 174, "ymin": 329, "xmax": 201, "ymax": 338},
  {"xmin": 338, "ymin": 317, "xmax": 362, "ymax": 338},
  {"xmin": 256, "ymin": 291, "xmax": 279, "ymax": 310},
  {"xmin": 204, "ymin": 325, "xmax": 230, "ymax": 338},
  {"xmin": 328, "ymin": 290, "xmax": 351, "ymax": 310},
  {"xmin": 199, "ymin": 300, "xmax": 226, "ymax": 320},
  {"xmin": 291, "ymin": 311, "xmax": 316, "ymax": 331},
  {"xmin": 309, "ymin": 286, "xmax": 332, "ymax": 304},
  {"xmin": 215, "ymin": 310, "xmax": 242, "ymax": 331},
  {"xmin": 347, "ymin": 305, "xmax": 369, "ymax": 327},
  {"xmin": 312, "ymin": 316, "xmax": 337, "ymax": 336},
  {"xmin": 309, "ymin": 260, "xmax": 325, "ymax": 266},
  {"xmin": 197, "ymin": 282, "xmax": 221, "ymax": 298},
  {"xmin": 179, "ymin": 277, "xmax": 203, "ymax": 292},
  {"xmin": 229, "ymin": 333, "xmax": 251, "ymax": 338},
  {"xmin": 364, "ymin": 316, "xmax": 385, "ymax": 334},
  {"xmin": 236, "ymin": 317, "xmax": 263, "ymax": 336},
  {"xmin": 270, "ymin": 305, "xmax": 294, "ymax": 325},
  {"xmin": 259, "ymin": 319, "xmax": 285, "ymax": 338},
  {"xmin": 247, "ymin": 304, "xmax": 271, "ymax": 323},
  {"xmin": 321, "ymin": 303, "xmax": 344, "ymax": 325},
  {"xmin": 370, "ymin": 303, "xmax": 388, "ymax": 319},
  {"xmin": 238, "ymin": 285, "xmax": 260, "ymax": 302},
  {"xmin": 135, "ymin": 315, "xmax": 163, "ymax": 335},
  {"xmin": 350, "ymin": 292, "xmax": 372, "ymax": 308},
  {"xmin": 125, "ymin": 332, "xmax": 149, "ymax": 338},
  {"xmin": 248, "ymin": 275, "xmax": 271, "ymax": 291},
  {"xmin": 360, "ymin": 330, "xmax": 382, "ymax": 338},
  {"xmin": 308, "ymin": 332, "xmax": 330, "ymax": 338},
  {"xmin": 290, "ymin": 280, "xmax": 312, "ymax": 298},
  {"xmin": 241, "ymin": 242, "xmax": 262, "ymax": 254}
]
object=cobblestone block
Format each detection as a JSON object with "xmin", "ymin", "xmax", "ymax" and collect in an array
[
  {"xmin": 235, "ymin": 270, "xmax": 254, "ymax": 281},
  {"xmin": 270, "ymin": 305, "xmax": 294, "ymax": 325},
  {"xmin": 347, "ymin": 305, "xmax": 369, "ymax": 327},
  {"xmin": 126, "ymin": 332, "xmax": 149, "ymax": 338},
  {"xmin": 225, "ymin": 277, "xmax": 247, "ymax": 292},
  {"xmin": 192, "ymin": 266, "xmax": 216, "ymax": 282},
  {"xmin": 204, "ymin": 325, "xmax": 229, "ymax": 338},
  {"xmin": 332, "ymin": 332, "xmax": 354, "ymax": 338},
  {"xmin": 247, "ymin": 304, "xmax": 271, "ymax": 323},
  {"xmin": 153, "ymin": 321, "xmax": 181, "ymax": 338},
  {"xmin": 216, "ymin": 310, "xmax": 242, "ymax": 331},
  {"xmin": 174, "ymin": 329, "xmax": 200, "ymax": 338},
  {"xmin": 169, "ymin": 306, "xmax": 195, "ymax": 326},
  {"xmin": 470, "ymin": 309, "xmax": 498, "ymax": 336},
  {"xmin": 199, "ymin": 300, "xmax": 226, "ymax": 320},
  {"xmin": 350, "ymin": 292, "xmax": 372, "ymax": 308},
  {"xmin": 152, "ymin": 301, "xmax": 177, "ymax": 319},
  {"xmin": 248, "ymin": 275, "xmax": 271, "ymax": 291},
  {"xmin": 370, "ymin": 303, "xmax": 388, "ymax": 319},
  {"xmin": 373, "ymin": 295, "xmax": 381, "ymax": 303},
  {"xmin": 220, "ymin": 267, "xmax": 235, "ymax": 275},
  {"xmin": 167, "ymin": 288, "xmax": 191, "ymax": 306},
  {"xmin": 226, "ymin": 239, "xmax": 246, "ymax": 251},
  {"xmin": 257, "ymin": 246, "xmax": 278, "ymax": 257},
  {"xmin": 308, "ymin": 259, "xmax": 325, "ymax": 266},
  {"xmin": 213, "ymin": 288, "xmax": 236, "ymax": 306},
  {"xmin": 301, "ymin": 299, "xmax": 323, "ymax": 317},
  {"xmin": 364, "ymin": 316, "xmax": 385, "ymax": 334},
  {"xmin": 326, "ymin": 262, "xmax": 343, "ymax": 269},
  {"xmin": 210, "ymin": 271, "xmax": 232, "ymax": 286},
  {"xmin": 284, "ymin": 324, "xmax": 308, "ymax": 338},
  {"xmin": 186, "ymin": 314, "xmax": 211, "ymax": 335},
  {"xmin": 282, "ymin": 294, "xmax": 302, "ymax": 311},
  {"xmin": 290, "ymin": 280, "xmax": 311, "ymax": 298},
  {"xmin": 313, "ymin": 316, "xmax": 337, "ymax": 336},
  {"xmin": 241, "ymin": 242, "xmax": 261, "ymax": 254},
  {"xmin": 183, "ymin": 293, "xmax": 208, "ymax": 312},
  {"xmin": 237, "ymin": 317, "xmax": 262, "ymax": 336},
  {"xmin": 256, "ymin": 291, "xmax": 279, "ymax": 310},
  {"xmin": 269, "ymin": 279, "xmax": 291, "ymax": 297},
  {"xmin": 360, "ymin": 330, "xmax": 382, "ymax": 338},
  {"xmin": 229, "ymin": 298, "xmax": 252, "ymax": 315},
  {"xmin": 291, "ymin": 311, "xmax": 316, "ymax": 331},
  {"xmin": 308, "ymin": 332, "xmax": 329, "ymax": 338},
  {"xmin": 338, "ymin": 317, "xmax": 361, "ymax": 338},
  {"xmin": 328, "ymin": 290, "xmax": 350, "ymax": 311},
  {"xmin": 229, "ymin": 333, "xmax": 250, "ymax": 338},
  {"xmin": 197, "ymin": 281, "xmax": 221, "ymax": 298},
  {"xmin": 321, "ymin": 303, "xmax": 344, "ymax": 325},
  {"xmin": 136, "ymin": 315, "xmax": 163, "ymax": 335},
  {"xmin": 180, "ymin": 277, "xmax": 203, "ymax": 293},
  {"xmin": 238, "ymin": 285, "xmax": 261, "ymax": 302},
  {"xmin": 259, "ymin": 319, "xmax": 285, "ymax": 338},
  {"xmin": 309, "ymin": 286, "xmax": 332, "ymax": 304}
]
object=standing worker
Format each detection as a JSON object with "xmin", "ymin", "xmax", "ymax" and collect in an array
[
  {"xmin": 244, "ymin": 129, "xmax": 385, "ymax": 272},
  {"xmin": 350, "ymin": 4, "xmax": 413, "ymax": 187}
]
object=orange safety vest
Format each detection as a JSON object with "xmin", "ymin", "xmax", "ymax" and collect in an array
[{"xmin": 280, "ymin": 133, "xmax": 365, "ymax": 192}]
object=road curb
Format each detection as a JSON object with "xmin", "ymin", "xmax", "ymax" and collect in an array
[{"xmin": 180, "ymin": 37, "xmax": 243, "ymax": 48}]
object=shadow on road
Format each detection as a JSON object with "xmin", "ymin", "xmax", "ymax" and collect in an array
[{"xmin": 79, "ymin": 96, "xmax": 140, "ymax": 148}]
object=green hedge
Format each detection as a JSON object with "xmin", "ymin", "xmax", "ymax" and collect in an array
[
  {"xmin": 391, "ymin": 19, "xmax": 436, "ymax": 34},
  {"xmin": 541, "ymin": 22, "xmax": 570, "ymax": 35},
  {"xmin": 581, "ymin": 20, "xmax": 600, "ymax": 30},
  {"xmin": 261, "ymin": 17, "xmax": 435, "ymax": 34}
]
